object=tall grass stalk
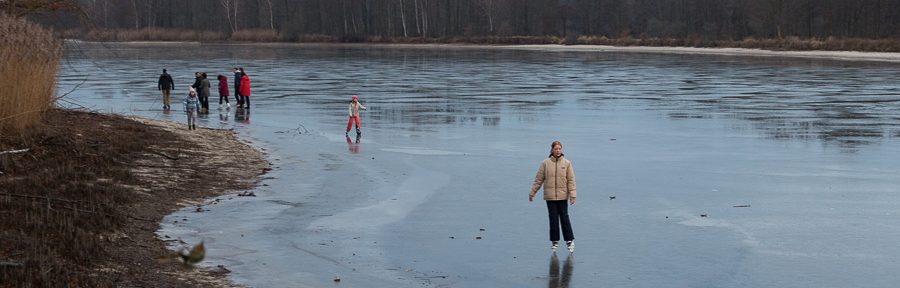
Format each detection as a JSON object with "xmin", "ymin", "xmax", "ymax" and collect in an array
[{"xmin": 0, "ymin": 13, "xmax": 61, "ymax": 134}]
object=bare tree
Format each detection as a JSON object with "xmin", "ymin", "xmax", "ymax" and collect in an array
[
  {"xmin": 130, "ymin": 0, "xmax": 139, "ymax": 28},
  {"xmin": 145, "ymin": 0, "xmax": 152, "ymax": 28},
  {"xmin": 264, "ymin": 0, "xmax": 274, "ymax": 30},
  {"xmin": 478, "ymin": 0, "xmax": 495, "ymax": 33},
  {"xmin": 400, "ymin": 0, "xmax": 408, "ymax": 37},
  {"xmin": 413, "ymin": 0, "xmax": 420, "ymax": 36},
  {"xmin": 221, "ymin": 0, "xmax": 238, "ymax": 32}
]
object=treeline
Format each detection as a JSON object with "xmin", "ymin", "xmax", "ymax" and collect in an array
[{"xmin": 44, "ymin": 0, "xmax": 900, "ymax": 42}]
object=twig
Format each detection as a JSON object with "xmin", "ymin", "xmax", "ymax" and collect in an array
[
  {"xmin": 151, "ymin": 150, "xmax": 179, "ymax": 160},
  {"xmin": 275, "ymin": 123, "xmax": 309, "ymax": 135},
  {"xmin": 0, "ymin": 192, "xmax": 155, "ymax": 222},
  {"xmin": 0, "ymin": 261, "xmax": 23, "ymax": 267},
  {"xmin": 0, "ymin": 148, "xmax": 30, "ymax": 155},
  {"xmin": 54, "ymin": 77, "xmax": 87, "ymax": 102},
  {"xmin": 0, "ymin": 192, "xmax": 79, "ymax": 204}
]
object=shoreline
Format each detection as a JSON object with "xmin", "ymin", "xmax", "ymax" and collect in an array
[
  {"xmin": 126, "ymin": 116, "xmax": 271, "ymax": 287},
  {"xmin": 66, "ymin": 40, "xmax": 900, "ymax": 63},
  {"xmin": 0, "ymin": 109, "xmax": 269, "ymax": 287}
]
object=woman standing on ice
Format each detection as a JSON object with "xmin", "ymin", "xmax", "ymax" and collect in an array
[{"xmin": 529, "ymin": 140, "xmax": 576, "ymax": 253}]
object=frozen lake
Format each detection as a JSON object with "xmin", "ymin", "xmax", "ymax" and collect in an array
[{"xmin": 58, "ymin": 42, "xmax": 900, "ymax": 288}]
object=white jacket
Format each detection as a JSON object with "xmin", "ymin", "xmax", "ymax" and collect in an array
[{"xmin": 348, "ymin": 101, "xmax": 367, "ymax": 117}]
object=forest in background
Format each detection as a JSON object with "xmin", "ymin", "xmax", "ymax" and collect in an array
[{"xmin": 18, "ymin": 0, "xmax": 900, "ymax": 50}]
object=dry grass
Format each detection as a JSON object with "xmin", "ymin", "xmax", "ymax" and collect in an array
[
  {"xmin": 65, "ymin": 27, "xmax": 900, "ymax": 52},
  {"xmin": 229, "ymin": 29, "xmax": 280, "ymax": 42},
  {"xmin": 0, "ymin": 109, "xmax": 269, "ymax": 287},
  {"xmin": 83, "ymin": 28, "xmax": 226, "ymax": 42},
  {"xmin": 0, "ymin": 13, "xmax": 61, "ymax": 134},
  {"xmin": 0, "ymin": 109, "xmax": 182, "ymax": 287}
]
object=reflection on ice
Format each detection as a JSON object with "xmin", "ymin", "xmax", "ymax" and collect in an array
[{"xmin": 547, "ymin": 254, "xmax": 573, "ymax": 288}]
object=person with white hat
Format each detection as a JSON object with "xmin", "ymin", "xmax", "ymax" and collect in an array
[{"xmin": 183, "ymin": 87, "xmax": 201, "ymax": 130}]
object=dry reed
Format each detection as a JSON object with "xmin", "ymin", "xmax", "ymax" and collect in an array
[
  {"xmin": 230, "ymin": 28, "xmax": 280, "ymax": 42},
  {"xmin": 0, "ymin": 13, "xmax": 61, "ymax": 134},
  {"xmin": 84, "ymin": 28, "xmax": 226, "ymax": 42}
]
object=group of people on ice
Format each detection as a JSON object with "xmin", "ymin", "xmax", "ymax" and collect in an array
[
  {"xmin": 157, "ymin": 68, "xmax": 251, "ymax": 130},
  {"xmin": 157, "ymin": 68, "xmax": 370, "ymax": 134}
]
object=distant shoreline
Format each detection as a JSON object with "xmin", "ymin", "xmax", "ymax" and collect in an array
[{"xmin": 67, "ymin": 39, "xmax": 900, "ymax": 63}]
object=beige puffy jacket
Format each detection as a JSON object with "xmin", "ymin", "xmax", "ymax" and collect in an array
[{"xmin": 529, "ymin": 155, "xmax": 576, "ymax": 201}]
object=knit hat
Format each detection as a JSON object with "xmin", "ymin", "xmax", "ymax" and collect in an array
[
  {"xmin": 189, "ymin": 87, "xmax": 196, "ymax": 95},
  {"xmin": 352, "ymin": 95, "xmax": 358, "ymax": 100}
]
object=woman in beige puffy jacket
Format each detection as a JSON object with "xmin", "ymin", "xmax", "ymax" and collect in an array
[{"xmin": 529, "ymin": 140, "xmax": 576, "ymax": 253}]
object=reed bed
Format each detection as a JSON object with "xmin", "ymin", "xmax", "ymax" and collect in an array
[
  {"xmin": 0, "ymin": 13, "xmax": 61, "ymax": 134},
  {"xmin": 229, "ymin": 28, "xmax": 280, "ymax": 42},
  {"xmin": 84, "ymin": 28, "xmax": 226, "ymax": 42},
  {"xmin": 64, "ymin": 26, "xmax": 900, "ymax": 52}
]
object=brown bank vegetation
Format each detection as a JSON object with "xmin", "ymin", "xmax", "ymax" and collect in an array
[{"xmin": 0, "ymin": 109, "xmax": 269, "ymax": 287}]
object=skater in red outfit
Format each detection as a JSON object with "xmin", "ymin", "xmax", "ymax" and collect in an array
[{"xmin": 345, "ymin": 95, "xmax": 367, "ymax": 135}]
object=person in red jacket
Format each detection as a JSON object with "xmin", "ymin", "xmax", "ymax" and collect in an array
[
  {"xmin": 238, "ymin": 68, "xmax": 251, "ymax": 110},
  {"xmin": 217, "ymin": 74, "xmax": 230, "ymax": 109}
]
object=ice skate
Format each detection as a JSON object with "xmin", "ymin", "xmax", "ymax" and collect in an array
[
  {"xmin": 551, "ymin": 241, "xmax": 559, "ymax": 252},
  {"xmin": 566, "ymin": 241, "xmax": 574, "ymax": 253}
]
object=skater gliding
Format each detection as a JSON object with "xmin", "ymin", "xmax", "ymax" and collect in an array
[{"xmin": 346, "ymin": 95, "xmax": 367, "ymax": 135}]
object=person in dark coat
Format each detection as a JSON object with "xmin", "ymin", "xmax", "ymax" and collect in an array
[
  {"xmin": 191, "ymin": 72, "xmax": 202, "ymax": 91},
  {"xmin": 157, "ymin": 69, "xmax": 174, "ymax": 110},
  {"xmin": 233, "ymin": 67, "xmax": 243, "ymax": 106},
  {"xmin": 198, "ymin": 72, "xmax": 211, "ymax": 112},
  {"xmin": 217, "ymin": 74, "xmax": 230, "ymax": 109}
]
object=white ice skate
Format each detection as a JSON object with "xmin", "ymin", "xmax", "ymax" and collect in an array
[{"xmin": 566, "ymin": 241, "xmax": 574, "ymax": 253}]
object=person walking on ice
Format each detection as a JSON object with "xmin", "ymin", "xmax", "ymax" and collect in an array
[
  {"xmin": 217, "ymin": 74, "xmax": 230, "ymax": 109},
  {"xmin": 346, "ymin": 95, "xmax": 367, "ymax": 135},
  {"xmin": 529, "ymin": 140, "xmax": 577, "ymax": 253},
  {"xmin": 183, "ymin": 87, "xmax": 201, "ymax": 130},
  {"xmin": 157, "ymin": 69, "xmax": 174, "ymax": 110}
]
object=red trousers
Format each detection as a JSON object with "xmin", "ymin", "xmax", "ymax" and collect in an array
[{"xmin": 346, "ymin": 116, "xmax": 361, "ymax": 132}]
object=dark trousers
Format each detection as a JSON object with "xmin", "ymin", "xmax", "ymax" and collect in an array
[
  {"xmin": 241, "ymin": 96, "xmax": 250, "ymax": 108},
  {"xmin": 546, "ymin": 200, "xmax": 574, "ymax": 242},
  {"xmin": 219, "ymin": 94, "xmax": 230, "ymax": 104},
  {"xmin": 199, "ymin": 96, "xmax": 209, "ymax": 110}
]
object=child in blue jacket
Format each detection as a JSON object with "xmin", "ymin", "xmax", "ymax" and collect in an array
[{"xmin": 184, "ymin": 87, "xmax": 201, "ymax": 130}]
